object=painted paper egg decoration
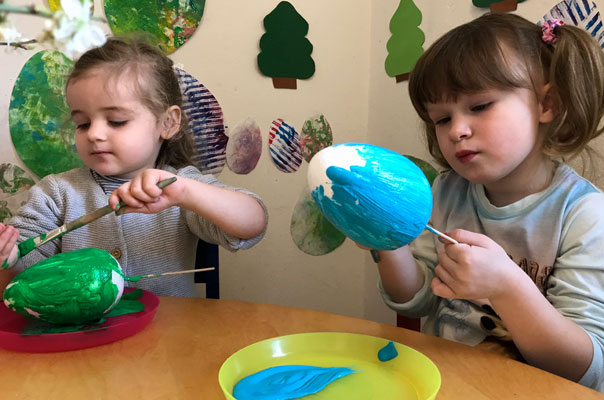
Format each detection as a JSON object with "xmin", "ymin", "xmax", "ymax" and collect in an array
[
  {"xmin": 307, "ymin": 143, "xmax": 432, "ymax": 250},
  {"xmin": 3, "ymin": 248, "xmax": 125, "ymax": 324},
  {"xmin": 269, "ymin": 118, "xmax": 303, "ymax": 173}
]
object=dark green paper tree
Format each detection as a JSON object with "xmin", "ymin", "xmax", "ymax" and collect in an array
[
  {"xmin": 385, "ymin": 0, "xmax": 425, "ymax": 83},
  {"xmin": 258, "ymin": 1, "xmax": 315, "ymax": 89},
  {"xmin": 473, "ymin": 0, "xmax": 526, "ymax": 13}
]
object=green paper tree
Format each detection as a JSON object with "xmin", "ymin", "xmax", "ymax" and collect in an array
[
  {"xmin": 385, "ymin": 0, "xmax": 425, "ymax": 83},
  {"xmin": 473, "ymin": 0, "xmax": 526, "ymax": 13},
  {"xmin": 258, "ymin": 1, "xmax": 315, "ymax": 89}
]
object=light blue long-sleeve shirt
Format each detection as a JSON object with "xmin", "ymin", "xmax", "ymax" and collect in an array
[{"xmin": 380, "ymin": 163, "xmax": 604, "ymax": 391}]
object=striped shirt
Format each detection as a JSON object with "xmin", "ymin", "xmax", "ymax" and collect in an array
[{"xmin": 9, "ymin": 166, "xmax": 267, "ymax": 297}]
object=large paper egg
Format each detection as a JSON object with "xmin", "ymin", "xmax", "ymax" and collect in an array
[
  {"xmin": 3, "ymin": 248, "xmax": 125, "ymax": 324},
  {"xmin": 307, "ymin": 143, "xmax": 432, "ymax": 250}
]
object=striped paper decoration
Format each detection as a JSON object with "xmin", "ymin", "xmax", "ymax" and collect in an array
[
  {"xmin": 541, "ymin": 0, "xmax": 604, "ymax": 48},
  {"xmin": 268, "ymin": 118, "xmax": 303, "ymax": 173},
  {"xmin": 174, "ymin": 67, "xmax": 228, "ymax": 176}
]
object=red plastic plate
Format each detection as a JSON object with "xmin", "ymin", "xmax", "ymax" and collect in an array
[{"xmin": 0, "ymin": 288, "xmax": 159, "ymax": 353}]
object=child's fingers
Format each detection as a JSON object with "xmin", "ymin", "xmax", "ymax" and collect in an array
[
  {"xmin": 129, "ymin": 176, "xmax": 160, "ymax": 203},
  {"xmin": 434, "ymin": 263, "xmax": 456, "ymax": 288},
  {"xmin": 431, "ymin": 276, "xmax": 456, "ymax": 298},
  {"xmin": 0, "ymin": 226, "xmax": 18, "ymax": 259},
  {"xmin": 447, "ymin": 229, "xmax": 492, "ymax": 248}
]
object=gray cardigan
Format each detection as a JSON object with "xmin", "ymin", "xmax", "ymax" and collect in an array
[{"xmin": 9, "ymin": 166, "xmax": 267, "ymax": 297}]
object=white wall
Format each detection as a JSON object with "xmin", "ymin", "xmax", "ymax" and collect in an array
[{"xmin": 1, "ymin": 0, "xmax": 576, "ymax": 324}]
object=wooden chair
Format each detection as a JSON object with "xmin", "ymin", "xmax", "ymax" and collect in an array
[
  {"xmin": 194, "ymin": 240, "xmax": 220, "ymax": 299},
  {"xmin": 396, "ymin": 314, "xmax": 421, "ymax": 331}
]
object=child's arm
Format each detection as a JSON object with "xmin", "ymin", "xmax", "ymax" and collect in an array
[
  {"xmin": 109, "ymin": 169, "xmax": 266, "ymax": 239},
  {"xmin": 373, "ymin": 246, "xmax": 426, "ymax": 303}
]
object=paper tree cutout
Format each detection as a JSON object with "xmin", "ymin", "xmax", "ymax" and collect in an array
[
  {"xmin": 473, "ymin": 0, "xmax": 526, "ymax": 13},
  {"xmin": 385, "ymin": 0, "xmax": 425, "ymax": 83},
  {"xmin": 258, "ymin": 1, "xmax": 315, "ymax": 89},
  {"xmin": 541, "ymin": 0, "xmax": 604, "ymax": 49}
]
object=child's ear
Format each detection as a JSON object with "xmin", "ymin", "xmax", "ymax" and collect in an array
[
  {"xmin": 539, "ymin": 83, "xmax": 557, "ymax": 124},
  {"xmin": 160, "ymin": 106, "xmax": 182, "ymax": 139}
]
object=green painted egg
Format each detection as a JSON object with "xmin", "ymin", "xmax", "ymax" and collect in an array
[{"xmin": 3, "ymin": 248, "xmax": 125, "ymax": 324}]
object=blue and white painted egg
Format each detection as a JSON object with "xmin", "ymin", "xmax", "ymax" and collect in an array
[{"xmin": 307, "ymin": 143, "xmax": 432, "ymax": 250}]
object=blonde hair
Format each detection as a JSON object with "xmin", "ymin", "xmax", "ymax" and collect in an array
[
  {"xmin": 67, "ymin": 35, "xmax": 194, "ymax": 169},
  {"xmin": 409, "ymin": 13, "xmax": 604, "ymax": 170}
]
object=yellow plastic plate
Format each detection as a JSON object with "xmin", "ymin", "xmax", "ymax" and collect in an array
[{"xmin": 219, "ymin": 332, "xmax": 441, "ymax": 400}]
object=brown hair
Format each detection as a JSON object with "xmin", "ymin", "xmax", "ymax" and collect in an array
[
  {"xmin": 408, "ymin": 13, "xmax": 604, "ymax": 170},
  {"xmin": 67, "ymin": 35, "xmax": 194, "ymax": 169}
]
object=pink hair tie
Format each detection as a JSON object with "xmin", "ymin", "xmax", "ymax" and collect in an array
[{"xmin": 542, "ymin": 19, "xmax": 565, "ymax": 45}]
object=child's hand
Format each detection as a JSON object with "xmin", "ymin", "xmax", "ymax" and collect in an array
[
  {"xmin": 431, "ymin": 229, "xmax": 520, "ymax": 300},
  {"xmin": 0, "ymin": 223, "xmax": 19, "ymax": 268},
  {"xmin": 109, "ymin": 169, "xmax": 185, "ymax": 214}
]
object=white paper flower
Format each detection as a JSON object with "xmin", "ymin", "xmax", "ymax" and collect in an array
[
  {"xmin": 47, "ymin": 0, "xmax": 106, "ymax": 58},
  {"xmin": 0, "ymin": 24, "xmax": 23, "ymax": 45}
]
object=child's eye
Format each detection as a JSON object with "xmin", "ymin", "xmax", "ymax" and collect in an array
[
  {"xmin": 471, "ymin": 102, "xmax": 491, "ymax": 112},
  {"xmin": 75, "ymin": 123, "xmax": 90, "ymax": 130},
  {"xmin": 434, "ymin": 116, "xmax": 450, "ymax": 126},
  {"xmin": 109, "ymin": 121, "xmax": 127, "ymax": 127}
]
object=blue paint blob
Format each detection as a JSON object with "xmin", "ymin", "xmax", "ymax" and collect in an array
[
  {"xmin": 308, "ymin": 143, "xmax": 432, "ymax": 250},
  {"xmin": 378, "ymin": 341, "xmax": 399, "ymax": 362},
  {"xmin": 233, "ymin": 365, "xmax": 357, "ymax": 400}
]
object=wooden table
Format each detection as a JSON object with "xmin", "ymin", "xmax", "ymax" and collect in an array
[{"xmin": 2, "ymin": 297, "xmax": 603, "ymax": 399}]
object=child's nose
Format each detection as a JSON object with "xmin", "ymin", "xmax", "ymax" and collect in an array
[
  {"xmin": 87, "ymin": 121, "xmax": 106, "ymax": 141},
  {"xmin": 448, "ymin": 117, "xmax": 472, "ymax": 142}
]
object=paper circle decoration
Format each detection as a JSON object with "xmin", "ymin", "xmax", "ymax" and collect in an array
[
  {"xmin": 268, "ymin": 118, "xmax": 302, "ymax": 173},
  {"xmin": 307, "ymin": 143, "xmax": 432, "ymax": 250},
  {"xmin": 290, "ymin": 188, "xmax": 345, "ymax": 256},
  {"xmin": 0, "ymin": 164, "xmax": 35, "ymax": 224},
  {"xmin": 226, "ymin": 119, "xmax": 262, "ymax": 175},
  {"xmin": 9, "ymin": 51, "xmax": 82, "ymax": 178},
  {"xmin": 300, "ymin": 114, "xmax": 333, "ymax": 163},
  {"xmin": 175, "ymin": 67, "xmax": 227, "ymax": 176},
  {"xmin": 104, "ymin": 0, "xmax": 205, "ymax": 54}
]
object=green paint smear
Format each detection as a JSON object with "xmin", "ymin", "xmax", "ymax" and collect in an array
[
  {"xmin": 104, "ymin": 0, "xmax": 205, "ymax": 54},
  {"xmin": 20, "ymin": 291, "xmax": 144, "ymax": 335},
  {"xmin": 4, "ymin": 248, "xmax": 123, "ymax": 324},
  {"xmin": 291, "ymin": 190, "xmax": 346, "ymax": 256},
  {"xmin": 9, "ymin": 51, "xmax": 81, "ymax": 178},
  {"xmin": 17, "ymin": 237, "xmax": 38, "ymax": 258}
]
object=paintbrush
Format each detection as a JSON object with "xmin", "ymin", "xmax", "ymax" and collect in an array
[
  {"xmin": 369, "ymin": 225, "xmax": 458, "ymax": 263},
  {"xmin": 125, "ymin": 267, "xmax": 215, "ymax": 282},
  {"xmin": 2, "ymin": 177, "xmax": 177, "ymax": 269}
]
